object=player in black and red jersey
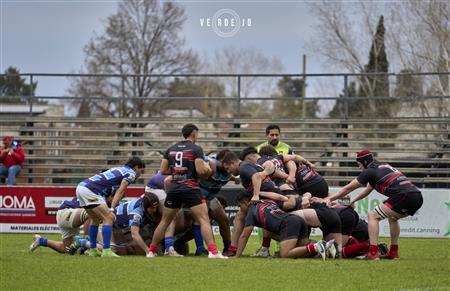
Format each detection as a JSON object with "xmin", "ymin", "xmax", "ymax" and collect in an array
[
  {"xmin": 235, "ymin": 192, "xmax": 327, "ymax": 259},
  {"xmin": 222, "ymin": 150, "xmax": 296, "ymax": 256},
  {"xmin": 325, "ymin": 150, "xmax": 423, "ymax": 260},
  {"xmin": 147, "ymin": 124, "xmax": 227, "ymax": 259}
]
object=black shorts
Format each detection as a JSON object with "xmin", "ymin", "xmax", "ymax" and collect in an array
[
  {"xmin": 279, "ymin": 215, "xmax": 308, "ymax": 242},
  {"xmin": 333, "ymin": 207, "xmax": 359, "ymax": 236},
  {"xmin": 164, "ymin": 189, "xmax": 205, "ymax": 209},
  {"xmin": 310, "ymin": 203, "xmax": 341, "ymax": 236},
  {"xmin": 297, "ymin": 179, "xmax": 329, "ymax": 198},
  {"xmin": 384, "ymin": 191, "xmax": 423, "ymax": 216},
  {"xmin": 352, "ymin": 219, "xmax": 369, "ymax": 242}
]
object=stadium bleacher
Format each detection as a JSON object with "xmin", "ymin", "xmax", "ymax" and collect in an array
[{"xmin": 1, "ymin": 115, "xmax": 448, "ymax": 187}]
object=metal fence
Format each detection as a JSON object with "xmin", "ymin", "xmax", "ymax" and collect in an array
[{"xmin": 1, "ymin": 71, "xmax": 449, "ymax": 119}]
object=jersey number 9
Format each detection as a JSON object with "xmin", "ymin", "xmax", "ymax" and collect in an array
[{"xmin": 175, "ymin": 151, "xmax": 183, "ymax": 167}]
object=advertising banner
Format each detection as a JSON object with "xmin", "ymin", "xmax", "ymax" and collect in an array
[
  {"xmin": 0, "ymin": 186, "xmax": 144, "ymax": 233},
  {"xmin": 1, "ymin": 185, "xmax": 448, "ymax": 238}
]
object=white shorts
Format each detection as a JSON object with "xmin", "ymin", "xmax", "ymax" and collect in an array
[
  {"xmin": 144, "ymin": 187, "xmax": 167, "ymax": 202},
  {"xmin": 56, "ymin": 208, "xmax": 81, "ymax": 240},
  {"xmin": 76, "ymin": 185, "xmax": 106, "ymax": 207}
]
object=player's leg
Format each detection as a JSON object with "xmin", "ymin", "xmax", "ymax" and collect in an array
[
  {"xmin": 85, "ymin": 205, "xmax": 117, "ymax": 257},
  {"xmin": 76, "ymin": 186, "xmax": 105, "ymax": 256},
  {"xmin": 252, "ymin": 228, "xmax": 272, "ymax": 257},
  {"xmin": 377, "ymin": 205, "xmax": 408, "ymax": 260},
  {"xmin": 383, "ymin": 191, "xmax": 423, "ymax": 260},
  {"xmin": 280, "ymin": 216, "xmax": 325, "ymax": 259},
  {"xmin": 362, "ymin": 205, "xmax": 387, "ymax": 260},
  {"xmin": 225, "ymin": 207, "xmax": 245, "ymax": 256},
  {"xmin": 147, "ymin": 206, "xmax": 179, "ymax": 257},
  {"xmin": 190, "ymin": 202, "xmax": 225, "ymax": 258},
  {"xmin": 29, "ymin": 234, "xmax": 67, "ymax": 253},
  {"xmin": 164, "ymin": 209, "xmax": 184, "ymax": 256},
  {"xmin": 209, "ymin": 198, "xmax": 231, "ymax": 253}
]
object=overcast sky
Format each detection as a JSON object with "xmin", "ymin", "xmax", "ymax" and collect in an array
[{"xmin": 1, "ymin": 0, "xmax": 331, "ymax": 97}]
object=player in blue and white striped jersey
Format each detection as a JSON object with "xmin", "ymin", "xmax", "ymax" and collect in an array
[
  {"xmin": 76, "ymin": 156, "xmax": 145, "ymax": 257},
  {"xmin": 111, "ymin": 192, "xmax": 161, "ymax": 256}
]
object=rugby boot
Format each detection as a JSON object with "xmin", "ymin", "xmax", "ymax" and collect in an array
[
  {"xmin": 29, "ymin": 234, "xmax": 41, "ymax": 252},
  {"xmin": 356, "ymin": 253, "xmax": 380, "ymax": 260},
  {"xmin": 251, "ymin": 246, "xmax": 270, "ymax": 257},
  {"xmin": 208, "ymin": 252, "xmax": 228, "ymax": 259},
  {"xmin": 325, "ymin": 239, "xmax": 340, "ymax": 259},
  {"xmin": 101, "ymin": 248, "xmax": 120, "ymax": 257},
  {"xmin": 164, "ymin": 246, "xmax": 184, "ymax": 257},
  {"xmin": 88, "ymin": 248, "xmax": 102, "ymax": 257},
  {"xmin": 316, "ymin": 240, "xmax": 327, "ymax": 261}
]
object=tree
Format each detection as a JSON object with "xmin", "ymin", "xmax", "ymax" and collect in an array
[
  {"xmin": 272, "ymin": 76, "xmax": 317, "ymax": 118},
  {"xmin": 0, "ymin": 67, "xmax": 37, "ymax": 103},
  {"xmin": 309, "ymin": 0, "xmax": 450, "ymax": 118},
  {"xmin": 163, "ymin": 77, "xmax": 226, "ymax": 117},
  {"xmin": 68, "ymin": 0, "xmax": 198, "ymax": 118},
  {"xmin": 202, "ymin": 46, "xmax": 284, "ymax": 118},
  {"xmin": 328, "ymin": 15, "xmax": 391, "ymax": 118},
  {"xmin": 359, "ymin": 15, "xmax": 392, "ymax": 118}
]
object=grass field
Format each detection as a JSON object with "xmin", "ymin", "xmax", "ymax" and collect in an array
[{"xmin": 0, "ymin": 234, "xmax": 449, "ymax": 291}]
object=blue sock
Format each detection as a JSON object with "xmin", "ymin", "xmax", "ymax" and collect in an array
[
  {"xmin": 164, "ymin": 236, "xmax": 175, "ymax": 250},
  {"xmin": 192, "ymin": 224, "xmax": 204, "ymax": 253},
  {"xmin": 223, "ymin": 240, "xmax": 231, "ymax": 252},
  {"xmin": 39, "ymin": 237, "xmax": 48, "ymax": 247},
  {"xmin": 89, "ymin": 225, "xmax": 99, "ymax": 249},
  {"xmin": 102, "ymin": 225, "xmax": 112, "ymax": 249}
]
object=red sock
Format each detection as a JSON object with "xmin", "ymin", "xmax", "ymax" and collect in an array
[
  {"xmin": 389, "ymin": 244, "xmax": 399, "ymax": 256},
  {"xmin": 306, "ymin": 243, "xmax": 317, "ymax": 257},
  {"xmin": 207, "ymin": 243, "xmax": 219, "ymax": 255},
  {"xmin": 262, "ymin": 237, "xmax": 271, "ymax": 248},
  {"xmin": 342, "ymin": 241, "xmax": 369, "ymax": 258},
  {"xmin": 369, "ymin": 244, "xmax": 379, "ymax": 258},
  {"xmin": 228, "ymin": 244, "xmax": 237, "ymax": 252},
  {"xmin": 148, "ymin": 244, "xmax": 158, "ymax": 253}
]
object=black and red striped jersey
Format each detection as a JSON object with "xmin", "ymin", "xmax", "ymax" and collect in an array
[
  {"xmin": 257, "ymin": 154, "xmax": 288, "ymax": 186},
  {"xmin": 356, "ymin": 163, "xmax": 419, "ymax": 197},
  {"xmin": 164, "ymin": 140, "xmax": 204, "ymax": 191},
  {"xmin": 295, "ymin": 163, "xmax": 323, "ymax": 189},
  {"xmin": 244, "ymin": 200, "xmax": 288, "ymax": 233},
  {"xmin": 239, "ymin": 161, "xmax": 279, "ymax": 194}
]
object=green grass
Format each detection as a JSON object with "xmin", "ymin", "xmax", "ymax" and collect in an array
[{"xmin": 0, "ymin": 234, "xmax": 449, "ymax": 291}]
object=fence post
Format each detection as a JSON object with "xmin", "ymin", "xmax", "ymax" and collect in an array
[
  {"xmin": 234, "ymin": 75, "xmax": 241, "ymax": 146},
  {"xmin": 343, "ymin": 75, "xmax": 349, "ymax": 120},
  {"xmin": 301, "ymin": 54, "xmax": 307, "ymax": 119},
  {"xmin": 339, "ymin": 74, "xmax": 350, "ymax": 184},
  {"xmin": 27, "ymin": 74, "xmax": 34, "ymax": 183},
  {"xmin": 237, "ymin": 75, "xmax": 241, "ymax": 118},
  {"xmin": 28, "ymin": 75, "xmax": 33, "ymax": 116}
]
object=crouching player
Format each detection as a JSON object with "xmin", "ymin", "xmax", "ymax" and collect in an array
[
  {"xmin": 111, "ymin": 192, "xmax": 163, "ymax": 256},
  {"xmin": 235, "ymin": 193, "xmax": 327, "ymax": 259},
  {"xmin": 30, "ymin": 198, "xmax": 90, "ymax": 254},
  {"xmin": 325, "ymin": 150, "xmax": 423, "ymax": 260}
]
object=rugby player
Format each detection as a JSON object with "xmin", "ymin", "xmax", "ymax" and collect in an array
[
  {"xmin": 110, "ymin": 192, "xmax": 168, "ymax": 256},
  {"xmin": 147, "ymin": 124, "xmax": 226, "ymax": 259},
  {"xmin": 76, "ymin": 156, "xmax": 145, "ymax": 257},
  {"xmin": 325, "ymin": 150, "xmax": 423, "ymax": 260},
  {"xmin": 29, "ymin": 198, "xmax": 90, "ymax": 254},
  {"xmin": 235, "ymin": 193, "xmax": 327, "ymax": 259}
]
